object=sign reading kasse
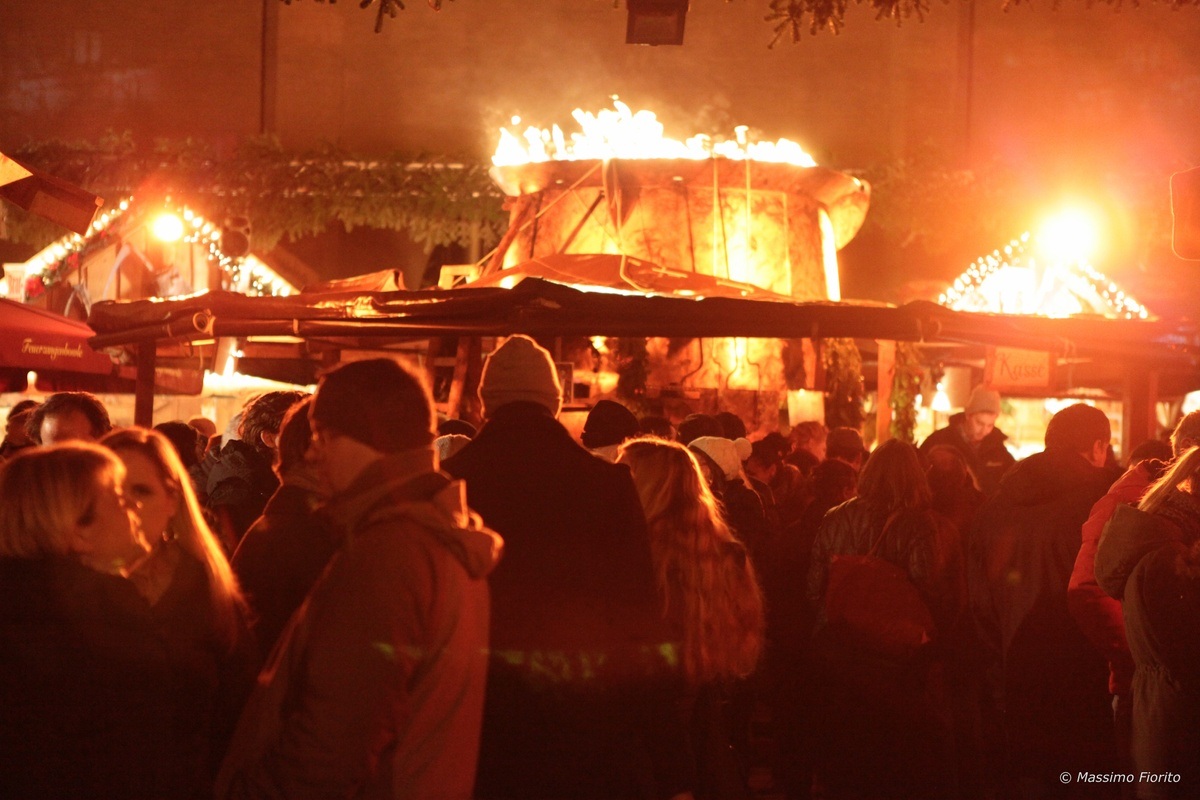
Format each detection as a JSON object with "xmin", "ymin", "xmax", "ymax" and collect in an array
[{"xmin": 985, "ymin": 346, "xmax": 1054, "ymax": 390}]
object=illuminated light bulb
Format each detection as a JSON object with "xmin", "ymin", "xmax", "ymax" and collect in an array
[
  {"xmin": 151, "ymin": 212, "xmax": 185, "ymax": 242},
  {"xmin": 1037, "ymin": 208, "xmax": 1100, "ymax": 263}
]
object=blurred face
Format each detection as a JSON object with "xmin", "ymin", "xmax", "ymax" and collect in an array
[
  {"xmin": 4, "ymin": 413, "xmax": 33, "ymax": 447},
  {"xmin": 803, "ymin": 438, "xmax": 827, "ymax": 461},
  {"xmin": 963, "ymin": 412, "xmax": 997, "ymax": 445},
  {"xmin": 73, "ymin": 471, "xmax": 148, "ymax": 573},
  {"xmin": 41, "ymin": 409, "xmax": 97, "ymax": 445},
  {"xmin": 308, "ymin": 420, "xmax": 379, "ymax": 494},
  {"xmin": 114, "ymin": 448, "xmax": 180, "ymax": 543}
]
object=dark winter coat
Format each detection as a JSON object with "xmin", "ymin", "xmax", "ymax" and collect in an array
[
  {"xmin": 232, "ymin": 469, "xmax": 339, "ymax": 661},
  {"xmin": 1097, "ymin": 494, "xmax": 1200, "ymax": 799},
  {"xmin": 970, "ymin": 447, "xmax": 1119, "ymax": 793},
  {"xmin": 218, "ymin": 449, "xmax": 501, "ymax": 799},
  {"xmin": 0, "ymin": 557, "xmax": 184, "ymax": 798},
  {"xmin": 920, "ymin": 412, "xmax": 1016, "ymax": 497},
  {"xmin": 804, "ymin": 497, "xmax": 961, "ymax": 798},
  {"xmin": 443, "ymin": 401, "xmax": 690, "ymax": 799},
  {"xmin": 205, "ymin": 439, "xmax": 279, "ymax": 550},
  {"xmin": 149, "ymin": 548, "xmax": 257, "ymax": 796}
]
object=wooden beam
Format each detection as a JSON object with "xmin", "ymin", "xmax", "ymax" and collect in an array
[
  {"xmin": 134, "ymin": 341, "xmax": 156, "ymax": 427},
  {"xmin": 876, "ymin": 339, "xmax": 896, "ymax": 445}
]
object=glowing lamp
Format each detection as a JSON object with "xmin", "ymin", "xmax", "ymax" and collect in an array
[
  {"xmin": 152, "ymin": 212, "xmax": 184, "ymax": 242},
  {"xmin": 1037, "ymin": 208, "xmax": 1099, "ymax": 264},
  {"xmin": 626, "ymin": 0, "xmax": 689, "ymax": 46}
]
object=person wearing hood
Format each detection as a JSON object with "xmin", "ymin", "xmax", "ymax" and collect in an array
[
  {"xmin": 217, "ymin": 358, "xmax": 503, "ymax": 800},
  {"xmin": 1096, "ymin": 446, "xmax": 1200, "ymax": 799},
  {"xmin": 919, "ymin": 385, "xmax": 1016, "ymax": 497}
]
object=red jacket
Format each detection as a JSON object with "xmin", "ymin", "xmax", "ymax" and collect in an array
[{"xmin": 1067, "ymin": 460, "xmax": 1159, "ymax": 695}]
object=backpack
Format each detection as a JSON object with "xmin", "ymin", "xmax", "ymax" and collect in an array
[{"xmin": 824, "ymin": 513, "xmax": 936, "ymax": 661}]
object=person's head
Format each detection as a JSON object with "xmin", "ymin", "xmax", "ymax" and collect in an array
[
  {"xmin": 478, "ymin": 335, "xmax": 562, "ymax": 419},
  {"xmin": 27, "ymin": 392, "xmax": 112, "ymax": 446},
  {"xmin": 187, "ymin": 416, "xmax": 218, "ymax": 441},
  {"xmin": 1127, "ymin": 438, "xmax": 1173, "ymax": 469},
  {"xmin": 809, "ymin": 457, "xmax": 859, "ymax": 509},
  {"xmin": 789, "ymin": 421, "xmax": 827, "ymax": 461},
  {"xmin": 1171, "ymin": 410, "xmax": 1200, "ymax": 458},
  {"xmin": 100, "ymin": 427, "xmax": 246, "ymax": 648},
  {"xmin": 4, "ymin": 400, "xmax": 40, "ymax": 447},
  {"xmin": 620, "ymin": 437, "xmax": 724, "ymax": 535},
  {"xmin": 274, "ymin": 398, "xmax": 315, "ymax": 481},
  {"xmin": 581, "ymin": 399, "xmax": 640, "ymax": 450},
  {"xmin": 688, "ymin": 436, "xmax": 750, "ymax": 484},
  {"xmin": 745, "ymin": 434, "xmax": 788, "ymax": 485},
  {"xmin": 962, "ymin": 386, "xmax": 1002, "ymax": 445},
  {"xmin": 857, "ymin": 439, "xmax": 931, "ymax": 515},
  {"xmin": 153, "ymin": 420, "xmax": 204, "ymax": 470},
  {"xmin": 925, "ymin": 443, "xmax": 981, "ymax": 499},
  {"xmin": 437, "ymin": 418, "xmax": 477, "ymax": 439},
  {"xmin": 0, "ymin": 443, "xmax": 146, "ymax": 573},
  {"xmin": 435, "ymin": 434, "xmax": 471, "ymax": 464},
  {"xmin": 826, "ymin": 427, "xmax": 868, "ymax": 470},
  {"xmin": 715, "ymin": 411, "xmax": 747, "ymax": 441},
  {"xmin": 677, "ymin": 413, "xmax": 724, "ymax": 445},
  {"xmin": 616, "ymin": 436, "xmax": 764, "ymax": 684},
  {"xmin": 239, "ymin": 390, "xmax": 309, "ymax": 454},
  {"xmin": 310, "ymin": 358, "xmax": 435, "ymax": 493},
  {"xmin": 638, "ymin": 415, "xmax": 675, "ymax": 440},
  {"xmin": 1139, "ymin": 445, "xmax": 1200, "ymax": 515},
  {"xmin": 1045, "ymin": 403, "xmax": 1111, "ymax": 467}
]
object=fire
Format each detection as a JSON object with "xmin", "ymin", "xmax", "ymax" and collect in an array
[{"xmin": 492, "ymin": 99, "xmax": 817, "ymax": 168}]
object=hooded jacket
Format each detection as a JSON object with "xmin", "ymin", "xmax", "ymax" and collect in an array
[
  {"xmin": 1097, "ymin": 496, "xmax": 1200, "ymax": 797},
  {"xmin": 1068, "ymin": 459, "xmax": 1165, "ymax": 695},
  {"xmin": 217, "ymin": 448, "xmax": 502, "ymax": 800}
]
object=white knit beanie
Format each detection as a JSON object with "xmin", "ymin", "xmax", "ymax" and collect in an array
[
  {"xmin": 479, "ymin": 335, "xmax": 562, "ymax": 418},
  {"xmin": 689, "ymin": 436, "xmax": 751, "ymax": 481}
]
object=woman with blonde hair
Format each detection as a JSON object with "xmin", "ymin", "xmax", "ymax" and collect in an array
[
  {"xmin": 101, "ymin": 427, "xmax": 255, "ymax": 792},
  {"xmin": 0, "ymin": 443, "xmax": 182, "ymax": 797},
  {"xmin": 1098, "ymin": 446, "xmax": 1200, "ymax": 798},
  {"xmin": 618, "ymin": 436, "xmax": 765, "ymax": 798}
]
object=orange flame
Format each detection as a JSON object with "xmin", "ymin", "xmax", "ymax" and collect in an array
[{"xmin": 493, "ymin": 99, "xmax": 816, "ymax": 168}]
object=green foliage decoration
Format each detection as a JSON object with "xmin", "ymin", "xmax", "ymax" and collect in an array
[
  {"xmin": 823, "ymin": 337, "xmax": 865, "ymax": 429},
  {"xmin": 0, "ymin": 133, "xmax": 507, "ymax": 255},
  {"xmin": 889, "ymin": 341, "xmax": 924, "ymax": 443}
]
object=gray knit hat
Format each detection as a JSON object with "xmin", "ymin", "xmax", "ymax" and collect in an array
[{"xmin": 478, "ymin": 335, "xmax": 562, "ymax": 418}]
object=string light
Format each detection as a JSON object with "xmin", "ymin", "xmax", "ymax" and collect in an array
[
  {"xmin": 938, "ymin": 232, "xmax": 1150, "ymax": 320},
  {"xmin": 25, "ymin": 197, "xmax": 294, "ymax": 298}
]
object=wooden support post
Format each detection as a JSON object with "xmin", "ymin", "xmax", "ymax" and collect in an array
[
  {"xmin": 876, "ymin": 340, "xmax": 896, "ymax": 446},
  {"xmin": 134, "ymin": 341, "xmax": 156, "ymax": 428},
  {"xmin": 1123, "ymin": 370, "xmax": 1160, "ymax": 456},
  {"xmin": 446, "ymin": 337, "xmax": 484, "ymax": 427}
]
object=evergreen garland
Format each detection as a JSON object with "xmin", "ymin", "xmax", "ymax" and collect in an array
[
  {"xmin": 889, "ymin": 341, "xmax": 924, "ymax": 443},
  {"xmin": 1, "ymin": 133, "xmax": 507, "ymax": 254},
  {"xmin": 823, "ymin": 338, "xmax": 866, "ymax": 429}
]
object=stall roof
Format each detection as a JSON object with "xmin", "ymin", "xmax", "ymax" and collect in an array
[{"xmin": 87, "ymin": 276, "xmax": 1200, "ymax": 367}]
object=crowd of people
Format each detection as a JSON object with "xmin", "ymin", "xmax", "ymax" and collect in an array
[{"xmin": 1, "ymin": 341, "xmax": 1198, "ymax": 799}]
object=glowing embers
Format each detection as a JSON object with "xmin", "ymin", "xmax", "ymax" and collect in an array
[
  {"xmin": 939, "ymin": 233, "xmax": 1150, "ymax": 320},
  {"xmin": 492, "ymin": 100, "xmax": 816, "ymax": 168}
]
